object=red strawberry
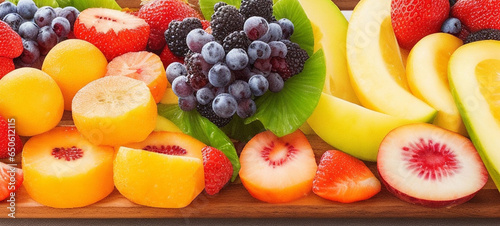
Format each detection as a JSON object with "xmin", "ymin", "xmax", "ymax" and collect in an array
[
  {"xmin": 391, "ymin": 0, "xmax": 450, "ymax": 49},
  {"xmin": 159, "ymin": 45, "xmax": 184, "ymax": 69},
  {"xmin": 0, "ymin": 21, "xmax": 23, "ymax": 59},
  {"xmin": 0, "ymin": 162, "xmax": 23, "ymax": 201},
  {"xmin": 313, "ymin": 150, "xmax": 381, "ymax": 203},
  {"xmin": 451, "ymin": 0, "xmax": 500, "ymax": 33},
  {"xmin": 0, "ymin": 115, "xmax": 23, "ymax": 159},
  {"xmin": 0, "ymin": 57, "xmax": 15, "ymax": 79},
  {"xmin": 201, "ymin": 146, "xmax": 233, "ymax": 195},
  {"xmin": 138, "ymin": 0, "xmax": 203, "ymax": 51},
  {"xmin": 74, "ymin": 8, "xmax": 150, "ymax": 61}
]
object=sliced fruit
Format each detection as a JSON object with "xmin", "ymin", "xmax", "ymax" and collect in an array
[
  {"xmin": 154, "ymin": 115, "xmax": 182, "ymax": 133},
  {"xmin": 346, "ymin": 0, "xmax": 436, "ymax": 122},
  {"xmin": 22, "ymin": 126, "xmax": 115, "ymax": 208},
  {"xmin": 448, "ymin": 40, "xmax": 500, "ymax": 191},
  {"xmin": 377, "ymin": 123, "xmax": 488, "ymax": 207},
  {"xmin": 160, "ymin": 87, "xmax": 178, "ymax": 104},
  {"xmin": 42, "ymin": 39, "xmax": 108, "ymax": 111},
  {"xmin": 0, "ymin": 162, "xmax": 23, "ymax": 201},
  {"xmin": 105, "ymin": 51, "xmax": 168, "ymax": 103},
  {"xmin": 72, "ymin": 76, "xmax": 157, "ymax": 146},
  {"xmin": 74, "ymin": 8, "xmax": 150, "ymax": 61},
  {"xmin": 239, "ymin": 130, "xmax": 317, "ymax": 203},
  {"xmin": 308, "ymin": 93, "xmax": 413, "ymax": 161},
  {"xmin": 313, "ymin": 150, "xmax": 381, "ymax": 203},
  {"xmin": 114, "ymin": 146, "xmax": 204, "ymax": 208},
  {"xmin": 121, "ymin": 131, "xmax": 205, "ymax": 161},
  {"xmin": 0, "ymin": 68, "xmax": 64, "ymax": 137},
  {"xmin": 202, "ymin": 146, "xmax": 233, "ymax": 195},
  {"xmin": 406, "ymin": 33, "xmax": 466, "ymax": 136}
]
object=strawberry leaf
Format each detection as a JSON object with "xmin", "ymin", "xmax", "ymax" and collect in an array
[{"xmin": 157, "ymin": 104, "xmax": 241, "ymax": 181}]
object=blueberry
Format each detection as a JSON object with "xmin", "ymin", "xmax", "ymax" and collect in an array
[
  {"xmin": 247, "ymin": 41, "xmax": 271, "ymax": 63},
  {"xmin": 172, "ymin": 75, "xmax": 193, "ymax": 98},
  {"xmin": 0, "ymin": 1, "xmax": 17, "ymax": 21},
  {"xmin": 201, "ymin": 41, "xmax": 225, "ymax": 64},
  {"xmin": 441, "ymin": 17, "xmax": 462, "ymax": 35},
  {"xmin": 19, "ymin": 39, "xmax": 40, "ymax": 64},
  {"xmin": 196, "ymin": 87, "xmax": 215, "ymax": 105},
  {"xmin": 269, "ymin": 41, "xmax": 287, "ymax": 58},
  {"xmin": 57, "ymin": 7, "xmax": 79, "ymax": 29},
  {"xmin": 225, "ymin": 48, "xmax": 248, "ymax": 71},
  {"xmin": 186, "ymin": 28, "xmax": 215, "ymax": 53},
  {"xmin": 36, "ymin": 25, "xmax": 58, "ymax": 55},
  {"xmin": 208, "ymin": 63, "xmax": 232, "ymax": 87},
  {"xmin": 166, "ymin": 62, "xmax": 187, "ymax": 84},
  {"xmin": 278, "ymin": 18, "xmax": 294, "ymax": 40},
  {"xmin": 212, "ymin": 93, "xmax": 237, "ymax": 118},
  {"xmin": 259, "ymin": 23, "xmax": 282, "ymax": 42},
  {"xmin": 267, "ymin": 72, "xmax": 284, "ymax": 92},
  {"xmin": 17, "ymin": 0, "xmax": 37, "ymax": 20},
  {"xmin": 236, "ymin": 98, "xmax": 256, "ymax": 118},
  {"xmin": 178, "ymin": 94, "xmax": 197, "ymax": 111},
  {"xmin": 228, "ymin": 80, "xmax": 251, "ymax": 100},
  {"xmin": 248, "ymin": 74, "xmax": 269, "ymax": 96},
  {"xmin": 18, "ymin": 21, "xmax": 39, "ymax": 40},
  {"xmin": 3, "ymin": 13, "xmax": 24, "ymax": 32},
  {"xmin": 244, "ymin": 16, "xmax": 269, "ymax": 40},
  {"xmin": 51, "ymin": 16, "xmax": 70, "ymax": 38},
  {"xmin": 34, "ymin": 6, "xmax": 56, "ymax": 28}
]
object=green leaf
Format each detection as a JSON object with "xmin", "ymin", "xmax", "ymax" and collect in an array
[
  {"xmin": 157, "ymin": 104, "xmax": 241, "ymax": 181},
  {"xmin": 221, "ymin": 115, "xmax": 266, "ymax": 143},
  {"xmin": 8, "ymin": 0, "xmax": 60, "ymax": 7},
  {"xmin": 245, "ymin": 49, "xmax": 326, "ymax": 137},
  {"xmin": 72, "ymin": 0, "xmax": 121, "ymax": 11},
  {"xmin": 198, "ymin": 0, "xmax": 241, "ymax": 20},
  {"xmin": 56, "ymin": 0, "xmax": 73, "ymax": 7},
  {"xmin": 273, "ymin": 0, "xmax": 314, "ymax": 56}
]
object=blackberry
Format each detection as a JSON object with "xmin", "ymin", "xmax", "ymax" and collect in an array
[
  {"xmin": 223, "ymin": 31, "xmax": 251, "ymax": 53},
  {"xmin": 464, "ymin": 29, "xmax": 500, "ymax": 44},
  {"xmin": 164, "ymin": 17, "xmax": 203, "ymax": 57},
  {"xmin": 213, "ymin": 1, "xmax": 228, "ymax": 12},
  {"xmin": 185, "ymin": 51, "xmax": 210, "ymax": 89},
  {"xmin": 211, "ymin": 5, "xmax": 244, "ymax": 42},
  {"xmin": 283, "ymin": 40, "xmax": 308, "ymax": 79},
  {"xmin": 197, "ymin": 102, "xmax": 233, "ymax": 127},
  {"xmin": 239, "ymin": 0, "xmax": 274, "ymax": 21}
]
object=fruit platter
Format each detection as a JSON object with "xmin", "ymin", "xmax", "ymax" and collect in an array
[{"xmin": 2, "ymin": 0, "xmax": 500, "ymax": 219}]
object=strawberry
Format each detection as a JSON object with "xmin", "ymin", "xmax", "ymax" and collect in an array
[
  {"xmin": 201, "ymin": 19, "xmax": 210, "ymax": 30},
  {"xmin": 0, "ymin": 115, "xmax": 23, "ymax": 159},
  {"xmin": 0, "ymin": 21, "xmax": 22, "ymax": 59},
  {"xmin": 451, "ymin": 0, "xmax": 500, "ymax": 33},
  {"xmin": 0, "ymin": 57, "xmax": 15, "ymax": 79},
  {"xmin": 0, "ymin": 162, "xmax": 23, "ymax": 201},
  {"xmin": 159, "ymin": 44, "xmax": 184, "ymax": 69},
  {"xmin": 391, "ymin": 0, "xmax": 450, "ymax": 50},
  {"xmin": 73, "ymin": 8, "xmax": 150, "ymax": 61},
  {"xmin": 313, "ymin": 150, "xmax": 381, "ymax": 203},
  {"xmin": 138, "ymin": 0, "xmax": 203, "ymax": 51},
  {"xmin": 201, "ymin": 146, "xmax": 233, "ymax": 195}
]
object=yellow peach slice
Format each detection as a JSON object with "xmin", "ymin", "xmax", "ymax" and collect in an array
[{"xmin": 22, "ymin": 126, "xmax": 115, "ymax": 208}]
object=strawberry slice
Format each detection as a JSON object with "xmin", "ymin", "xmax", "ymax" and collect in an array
[
  {"xmin": 201, "ymin": 146, "xmax": 233, "ymax": 195},
  {"xmin": 0, "ymin": 162, "xmax": 23, "ymax": 201},
  {"xmin": 74, "ymin": 8, "xmax": 150, "ymax": 61},
  {"xmin": 313, "ymin": 150, "xmax": 381, "ymax": 203}
]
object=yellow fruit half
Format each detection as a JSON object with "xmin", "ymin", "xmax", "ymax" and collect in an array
[
  {"xmin": 449, "ymin": 40, "xmax": 500, "ymax": 191},
  {"xmin": 407, "ymin": 33, "xmax": 466, "ymax": 136},
  {"xmin": 346, "ymin": 0, "xmax": 436, "ymax": 122}
]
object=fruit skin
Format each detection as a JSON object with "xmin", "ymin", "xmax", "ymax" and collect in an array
[
  {"xmin": 202, "ymin": 146, "xmax": 233, "ymax": 195},
  {"xmin": 0, "ymin": 21, "xmax": 23, "ymax": 59},
  {"xmin": 73, "ymin": 8, "xmax": 150, "ymax": 61},
  {"xmin": 239, "ymin": 130, "xmax": 317, "ymax": 203},
  {"xmin": 313, "ymin": 150, "xmax": 381, "ymax": 203},
  {"xmin": 347, "ymin": 0, "xmax": 437, "ymax": 122},
  {"xmin": 448, "ymin": 40, "xmax": 500, "ymax": 192},
  {"xmin": 114, "ymin": 146, "xmax": 205, "ymax": 208},
  {"xmin": 0, "ymin": 68, "xmax": 64, "ymax": 137},
  {"xmin": 0, "ymin": 162, "xmax": 23, "ymax": 201},
  {"xmin": 138, "ymin": 0, "xmax": 203, "ymax": 51},
  {"xmin": 42, "ymin": 39, "xmax": 108, "ymax": 111},
  {"xmin": 0, "ymin": 56, "xmax": 15, "ymax": 79},
  {"xmin": 377, "ymin": 123, "xmax": 488, "ymax": 207},
  {"xmin": 159, "ymin": 44, "xmax": 184, "ymax": 69},
  {"xmin": 451, "ymin": 0, "xmax": 500, "ymax": 33},
  {"xmin": 22, "ymin": 126, "xmax": 115, "ymax": 208},
  {"xmin": 406, "ymin": 33, "xmax": 467, "ymax": 136},
  {"xmin": 0, "ymin": 115, "xmax": 23, "ymax": 159},
  {"xmin": 391, "ymin": 0, "xmax": 450, "ymax": 50}
]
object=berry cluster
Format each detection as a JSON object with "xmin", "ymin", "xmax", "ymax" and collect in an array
[
  {"xmin": 0, "ymin": 0, "xmax": 79, "ymax": 67},
  {"xmin": 165, "ymin": 0, "xmax": 308, "ymax": 127}
]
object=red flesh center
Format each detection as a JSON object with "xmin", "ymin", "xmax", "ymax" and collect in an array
[
  {"xmin": 143, "ymin": 145, "xmax": 187, "ymax": 156},
  {"xmin": 52, "ymin": 146, "xmax": 84, "ymax": 161},
  {"xmin": 402, "ymin": 138, "xmax": 460, "ymax": 181},
  {"xmin": 261, "ymin": 141, "xmax": 297, "ymax": 168}
]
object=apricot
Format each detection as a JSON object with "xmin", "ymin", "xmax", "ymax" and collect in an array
[{"xmin": 22, "ymin": 126, "xmax": 115, "ymax": 208}]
